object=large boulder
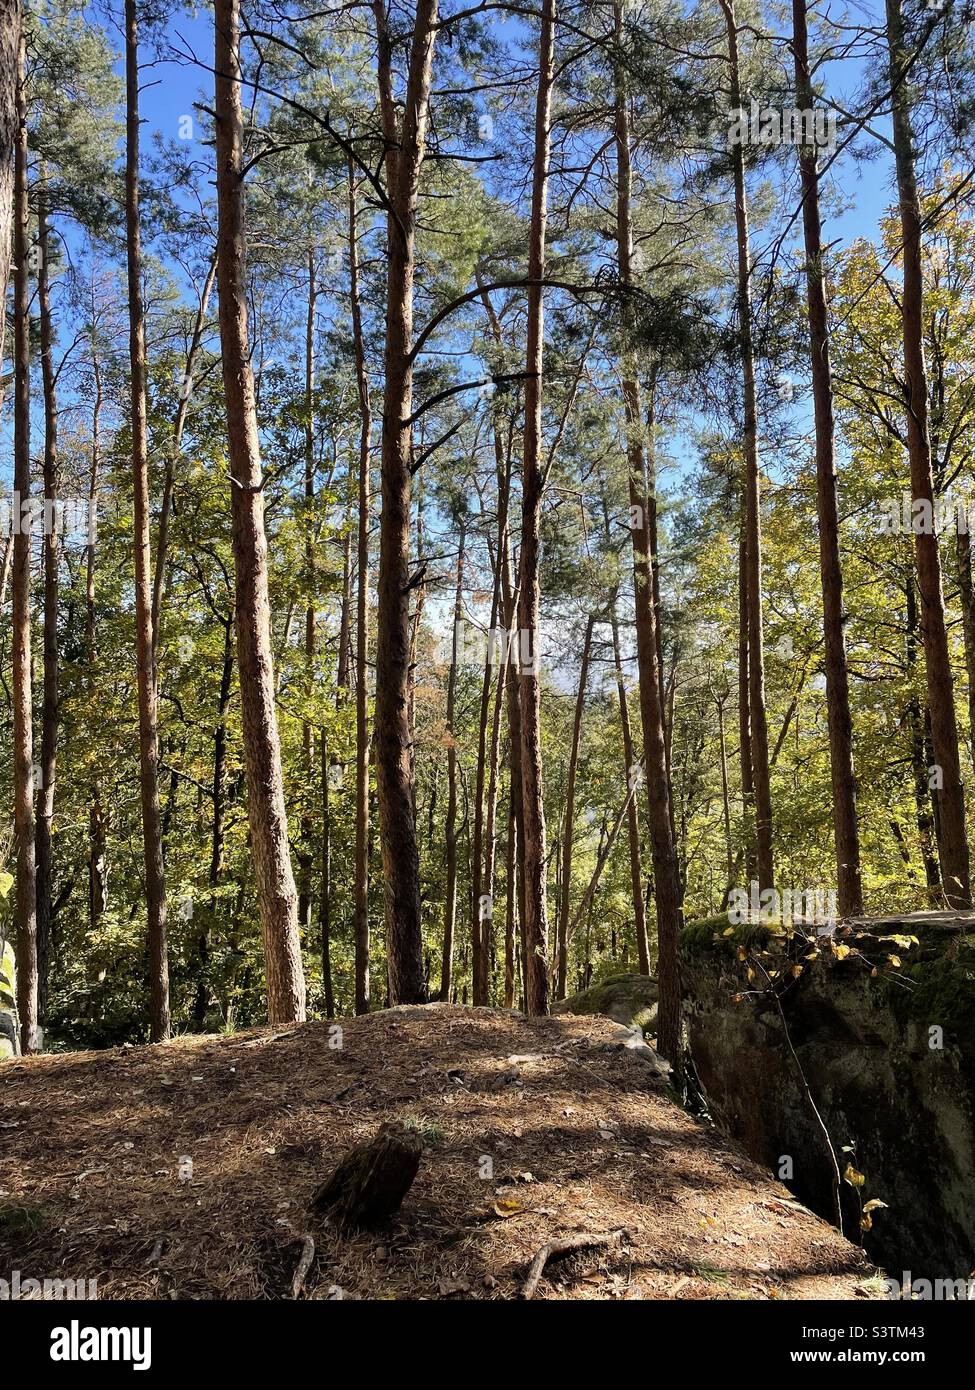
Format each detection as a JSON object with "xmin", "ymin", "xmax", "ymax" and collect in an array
[
  {"xmin": 555, "ymin": 972, "xmax": 658, "ymax": 1032},
  {"xmin": 682, "ymin": 912, "xmax": 975, "ymax": 1280}
]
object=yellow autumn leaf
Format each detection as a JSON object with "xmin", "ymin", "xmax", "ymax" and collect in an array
[{"xmin": 843, "ymin": 1162, "xmax": 866, "ymax": 1188}]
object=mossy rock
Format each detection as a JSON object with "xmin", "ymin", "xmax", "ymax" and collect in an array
[
  {"xmin": 888, "ymin": 937, "xmax": 975, "ymax": 1053},
  {"xmin": 555, "ymin": 973, "xmax": 658, "ymax": 1031},
  {"xmin": 681, "ymin": 913, "xmax": 774, "ymax": 959}
]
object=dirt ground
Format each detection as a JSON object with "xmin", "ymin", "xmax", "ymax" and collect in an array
[{"xmin": 0, "ymin": 1005, "xmax": 883, "ymax": 1300}]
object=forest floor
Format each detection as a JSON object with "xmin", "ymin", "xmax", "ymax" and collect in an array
[{"xmin": 0, "ymin": 1005, "xmax": 883, "ymax": 1300}]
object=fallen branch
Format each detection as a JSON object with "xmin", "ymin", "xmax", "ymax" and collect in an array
[
  {"xmin": 521, "ymin": 1228, "xmax": 625, "ymax": 1300},
  {"xmin": 290, "ymin": 1233, "xmax": 316, "ymax": 1299}
]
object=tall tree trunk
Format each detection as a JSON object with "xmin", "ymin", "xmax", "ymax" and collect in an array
[
  {"xmin": 214, "ymin": 0, "xmax": 306, "ymax": 1022},
  {"xmin": 126, "ymin": 0, "xmax": 169, "ymax": 1041},
  {"xmin": 885, "ymin": 0, "xmax": 970, "ymax": 906},
  {"xmin": 152, "ymin": 250, "xmax": 219, "ymax": 657},
  {"xmin": 613, "ymin": 1, "xmax": 681, "ymax": 1060},
  {"xmin": 349, "ymin": 159, "xmax": 372, "ymax": 1015},
  {"xmin": 793, "ymin": 0, "xmax": 863, "ymax": 917},
  {"xmin": 477, "ymin": 285, "xmax": 518, "ymax": 1006},
  {"xmin": 609, "ymin": 593, "xmax": 649, "ymax": 973},
  {"xmin": 194, "ymin": 616, "xmax": 234, "ymax": 1028},
  {"xmin": 438, "ymin": 525, "xmax": 465, "ymax": 1000},
  {"xmin": 504, "ymin": 786, "xmax": 517, "ymax": 1007},
  {"xmin": 556, "ymin": 615, "xmax": 594, "ymax": 997},
  {"xmin": 86, "ymin": 306, "xmax": 105, "ymax": 935},
  {"xmin": 479, "ymin": 608, "xmax": 508, "ymax": 1004},
  {"xmin": 518, "ymin": 0, "xmax": 556, "ymax": 1017},
  {"xmin": 0, "ymin": 533, "xmax": 11, "ymax": 611},
  {"xmin": 371, "ymin": 0, "xmax": 438, "ymax": 1004},
  {"xmin": 737, "ymin": 516, "xmax": 756, "ymax": 880},
  {"xmin": 35, "ymin": 190, "xmax": 59, "ymax": 1019},
  {"xmin": 956, "ymin": 527, "xmax": 975, "ymax": 753},
  {"xmin": 716, "ymin": 687, "xmax": 735, "ymax": 900},
  {"xmin": 11, "ymin": 26, "xmax": 35, "ymax": 1054},
  {"xmin": 722, "ymin": 0, "xmax": 773, "ymax": 891},
  {"xmin": 906, "ymin": 575, "xmax": 942, "ymax": 896},
  {"xmin": 470, "ymin": 579, "xmax": 499, "ymax": 1005},
  {"xmin": 0, "ymin": 0, "xmax": 18, "ymax": 372},
  {"xmin": 85, "ymin": 316, "xmax": 102, "ymax": 658},
  {"xmin": 299, "ymin": 246, "xmax": 318, "ymax": 931}
]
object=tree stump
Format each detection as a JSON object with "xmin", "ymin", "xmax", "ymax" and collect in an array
[{"xmin": 310, "ymin": 1123, "xmax": 423, "ymax": 1234}]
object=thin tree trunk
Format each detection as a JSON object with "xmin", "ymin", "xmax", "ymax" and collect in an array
[
  {"xmin": 716, "ymin": 688, "xmax": 735, "ymax": 897},
  {"xmin": 956, "ymin": 528, "xmax": 975, "ymax": 752},
  {"xmin": 793, "ymin": 0, "xmax": 863, "ymax": 917},
  {"xmin": 722, "ymin": 0, "xmax": 773, "ymax": 892},
  {"xmin": 906, "ymin": 576, "xmax": 942, "ymax": 896},
  {"xmin": 214, "ymin": 0, "xmax": 306, "ymax": 1022},
  {"xmin": 11, "ymin": 26, "xmax": 36, "ymax": 1054},
  {"xmin": 85, "ymin": 320, "xmax": 102, "ymax": 657},
  {"xmin": 613, "ymin": 1, "xmax": 681, "ymax": 1060},
  {"xmin": 504, "ymin": 786, "xmax": 517, "ymax": 1008},
  {"xmin": 518, "ymin": 0, "xmax": 556, "ymax": 1017},
  {"xmin": 195, "ymin": 616, "xmax": 234, "ymax": 1028},
  {"xmin": 151, "ymin": 250, "xmax": 218, "ymax": 658},
  {"xmin": 0, "ymin": 0, "xmax": 18, "ymax": 373},
  {"xmin": 0, "ymin": 533, "xmax": 11, "ymax": 611},
  {"xmin": 125, "ymin": 0, "xmax": 170, "ymax": 1041},
  {"xmin": 438, "ymin": 526, "xmax": 465, "ymax": 1000},
  {"xmin": 556, "ymin": 615, "xmax": 594, "ymax": 998},
  {"xmin": 609, "ymin": 593, "xmax": 649, "ymax": 973},
  {"xmin": 371, "ymin": 0, "xmax": 438, "ymax": 1004},
  {"xmin": 35, "ymin": 190, "xmax": 59, "ymax": 1020},
  {"xmin": 737, "ymin": 516, "xmax": 756, "ymax": 880},
  {"xmin": 349, "ymin": 158, "xmax": 372, "ymax": 1015},
  {"xmin": 209, "ymin": 619, "xmax": 234, "ymax": 886},
  {"xmin": 86, "ymin": 303, "xmax": 105, "ymax": 935},
  {"xmin": 885, "ymin": 0, "xmax": 970, "ymax": 906},
  {"xmin": 480, "ymin": 608, "xmax": 508, "ymax": 1004},
  {"xmin": 299, "ymin": 245, "xmax": 318, "ymax": 931},
  {"xmin": 320, "ymin": 738, "xmax": 335, "ymax": 1018},
  {"xmin": 470, "ymin": 581, "xmax": 499, "ymax": 1005}
]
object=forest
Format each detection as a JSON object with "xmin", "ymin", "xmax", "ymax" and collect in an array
[{"xmin": 1, "ymin": 0, "xmax": 975, "ymax": 1316}]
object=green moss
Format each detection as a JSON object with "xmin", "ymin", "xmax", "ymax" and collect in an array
[
  {"xmin": 681, "ymin": 914, "xmax": 774, "ymax": 959},
  {"xmin": 557, "ymin": 972, "xmax": 658, "ymax": 1028},
  {"xmin": 890, "ymin": 940, "xmax": 975, "ymax": 1051}
]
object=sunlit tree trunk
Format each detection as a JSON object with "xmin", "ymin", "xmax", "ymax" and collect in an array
[
  {"xmin": 371, "ymin": 0, "xmax": 439, "ymax": 1003},
  {"xmin": 438, "ymin": 525, "xmax": 465, "ymax": 1000},
  {"xmin": 721, "ymin": 0, "xmax": 773, "ymax": 892},
  {"xmin": 556, "ymin": 615, "xmax": 594, "ymax": 997},
  {"xmin": 35, "ymin": 190, "xmax": 59, "ymax": 1019},
  {"xmin": 125, "ymin": 0, "xmax": 170, "ymax": 1041},
  {"xmin": 613, "ymin": 0, "xmax": 681, "ymax": 1059},
  {"xmin": 214, "ymin": 0, "xmax": 306, "ymax": 1021},
  {"xmin": 885, "ymin": 0, "xmax": 970, "ymax": 907},
  {"xmin": 793, "ymin": 0, "xmax": 863, "ymax": 916},
  {"xmin": 11, "ymin": 26, "xmax": 35, "ymax": 1054},
  {"xmin": 0, "ymin": 0, "xmax": 18, "ymax": 371},
  {"xmin": 518, "ymin": 0, "xmax": 556, "ymax": 1017},
  {"xmin": 349, "ymin": 159, "xmax": 372, "ymax": 1014}
]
